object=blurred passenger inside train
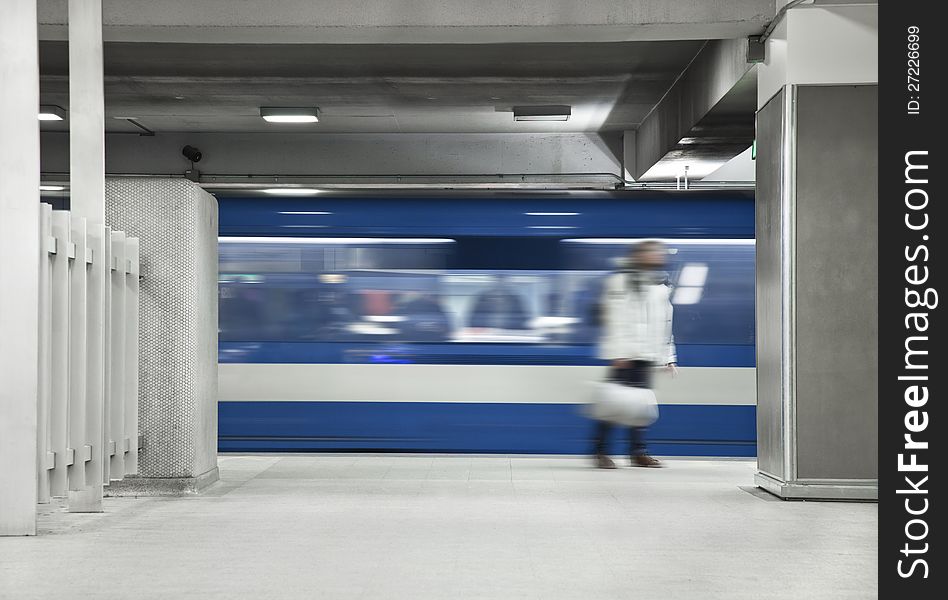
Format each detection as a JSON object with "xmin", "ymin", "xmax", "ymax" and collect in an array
[
  {"xmin": 594, "ymin": 240, "xmax": 678, "ymax": 469},
  {"xmin": 316, "ymin": 287, "xmax": 360, "ymax": 340},
  {"xmin": 360, "ymin": 289, "xmax": 395, "ymax": 318},
  {"xmin": 544, "ymin": 289, "xmax": 563, "ymax": 316},
  {"xmin": 467, "ymin": 276, "xmax": 531, "ymax": 331},
  {"xmin": 219, "ymin": 284, "xmax": 266, "ymax": 340},
  {"xmin": 395, "ymin": 291, "xmax": 452, "ymax": 342},
  {"xmin": 567, "ymin": 276, "xmax": 608, "ymax": 344}
]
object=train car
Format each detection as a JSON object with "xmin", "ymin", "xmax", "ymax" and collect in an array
[{"xmin": 217, "ymin": 190, "xmax": 756, "ymax": 456}]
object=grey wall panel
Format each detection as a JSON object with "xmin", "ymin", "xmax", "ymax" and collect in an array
[
  {"xmin": 105, "ymin": 178, "xmax": 218, "ymax": 479},
  {"xmin": 755, "ymin": 89, "xmax": 786, "ymax": 480},
  {"xmin": 793, "ymin": 85, "xmax": 878, "ymax": 480}
]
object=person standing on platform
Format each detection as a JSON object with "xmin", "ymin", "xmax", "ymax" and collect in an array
[{"xmin": 593, "ymin": 240, "xmax": 678, "ymax": 468}]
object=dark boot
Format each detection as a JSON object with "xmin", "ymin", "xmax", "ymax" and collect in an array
[
  {"xmin": 595, "ymin": 455, "xmax": 617, "ymax": 469},
  {"xmin": 632, "ymin": 454, "xmax": 663, "ymax": 468}
]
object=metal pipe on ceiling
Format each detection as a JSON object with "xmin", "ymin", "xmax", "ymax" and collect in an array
[
  {"xmin": 759, "ymin": 0, "xmax": 813, "ymax": 44},
  {"xmin": 39, "ymin": 171, "xmax": 754, "ymax": 192}
]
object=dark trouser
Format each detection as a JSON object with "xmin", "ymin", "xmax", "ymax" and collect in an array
[{"xmin": 593, "ymin": 360, "xmax": 654, "ymax": 457}]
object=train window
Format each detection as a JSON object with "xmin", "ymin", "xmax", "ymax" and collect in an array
[
  {"xmin": 560, "ymin": 239, "xmax": 755, "ymax": 346},
  {"xmin": 672, "ymin": 263, "xmax": 708, "ymax": 305},
  {"xmin": 218, "ymin": 236, "xmax": 754, "ymax": 364}
]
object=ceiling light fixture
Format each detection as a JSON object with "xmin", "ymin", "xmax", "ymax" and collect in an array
[
  {"xmin": 220, "ymin": 237, "xmax": 456, "ymax": 245},
  {"xmin": 525, "ymin": 212, "xmax": 579, "ymax": 216},
  {"xmin": 262, "ymin": 188, "xmax": 322, "ymax": 196},
  {"xmin": 561, "ymin": 238, "xmax": 756, "ymax": 245},
  {"xmin": 260, "ymin": 107, "xmax": 319, "ymax": 123},
  {"xmin": 513, "ymin": 105, "xmax": 571, "ymax": 122},
  {"xmin": 38, "ymin": 105, "xmax": 66, "ymax": 121},
  {"xmin": 40, "ymin": 185, "xmax": 65, "ymax": 192}
]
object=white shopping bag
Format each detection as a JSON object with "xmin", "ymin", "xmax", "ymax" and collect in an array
[{"xmin": 588, "ymin": 381, "xmax": 659, "ymax": 427}]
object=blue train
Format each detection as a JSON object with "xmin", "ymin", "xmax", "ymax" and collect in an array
[{"xmin": 217, "ymin": 190, "xmax": 756, "ymax": 456}]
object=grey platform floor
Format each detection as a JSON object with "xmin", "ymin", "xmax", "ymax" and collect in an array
[{"xmin": 1, "ymin": 454, "xmax": 876, "ymax": 599}]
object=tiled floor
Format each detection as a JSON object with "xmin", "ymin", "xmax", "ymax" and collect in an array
[{"xmin": 0, "ymin": 455, "xmax": 877, "ymax": 599}]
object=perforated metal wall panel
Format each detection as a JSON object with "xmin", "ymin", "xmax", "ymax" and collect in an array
[{"xmin": 105, "ymin": 178, "xmax": 218, "ymax": 478}]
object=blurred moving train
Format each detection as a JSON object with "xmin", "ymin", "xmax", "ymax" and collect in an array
[{"xmin": 218, "ymin": 191, "xmax": 757, "ymax": 456}]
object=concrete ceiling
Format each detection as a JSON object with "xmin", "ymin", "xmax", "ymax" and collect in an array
[
  {"xmin": 37, "ymin": 0, "xmax": 774, "ymax": 44},
  {"xmin": 39, "ymin": 40, "xmax": 706, "ymax": 135}
]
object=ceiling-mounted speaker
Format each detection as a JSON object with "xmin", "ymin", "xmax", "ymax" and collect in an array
[{"xmin": 747, "ymin": 36, "xmax": 765, "ymax": 64}]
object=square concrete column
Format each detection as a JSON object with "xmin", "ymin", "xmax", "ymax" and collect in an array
[
  {"xmin": 0, "ymin": 0, "xmax": 40, "ymax": 536},
  {"xmin": 104, "ymin": 178, "xmax": 219, "ymax": 495},
  {"xmin": 755, "ymin": 84, "xmax": 878, "ymax": 500}
]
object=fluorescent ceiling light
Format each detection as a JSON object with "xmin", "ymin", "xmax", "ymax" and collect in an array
[
  {"xmin": 219, "ymin": 237, "xmax": 455, "ymax": 245},
  {"xmin": 525, "ymin": 212, "xmax": 579, "ymax": 216},
  {"xmin": 562, "ymin": 238, "xmax": 755, "ymax": 245},
  {"xmin": 262, "ymin": 188, "xmax": 321, "ymax": 195},
  {"xmin": 513, "ymin": 105, "xmax": 571, "ymax": 122},
  {"xmin": 260, "ymin": 107, "xmax": 319, "ymax": 123},
  {"xmin": 278, "ymin": 211, "xmax": 332, "ymax": 215},
  {"xmin": 282, "ymin": 225, "xmax": 328, "ymax": 228},
  {"xmin": 38, "ymin": 105, "xmax": 66, "ymax": 121},
  {"xmin": 638, "ymin": 157, "xmax": 727, "ymax": 182},
  {"xmin": 40, "ymin": 185, "xmax": 65, "ymax": 192},
  {"xmin": 527, "ymin": 225, "xmax": 576, "ymax": 229}
]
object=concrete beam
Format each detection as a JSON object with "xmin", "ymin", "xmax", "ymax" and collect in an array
[
  {"xmin": 631, "ymin": 38, "xmax": 757, "ymax": 181},
  {"xmin": 38, "ymin": 0, "xmax": 774, "ymax": 44},
  {"xmin": 40, "ymin": 132, "xmax": 623, "ymax": 182}
]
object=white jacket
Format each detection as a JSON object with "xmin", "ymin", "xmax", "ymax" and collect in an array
[{"xmin": 598, "ymin": 271, "xmax": 677, "ymax": 364}]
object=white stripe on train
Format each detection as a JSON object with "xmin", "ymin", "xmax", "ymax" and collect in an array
[{"xmin": 219, "ymin": 364, "xmax": 756, "ymax": 406}]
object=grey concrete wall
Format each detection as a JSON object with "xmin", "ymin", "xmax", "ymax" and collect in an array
[
  {"xmin": 41, "ymin": 132, "xmax": 623, "ymax": 180},
  {"xmin": 105, "ymin": 178, "xmax": 218, "ymax": 483}
]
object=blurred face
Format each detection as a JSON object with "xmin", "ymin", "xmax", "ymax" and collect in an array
[{"xmin": 632, "ymin": 244, "xmax": 666, "ymax": 270}]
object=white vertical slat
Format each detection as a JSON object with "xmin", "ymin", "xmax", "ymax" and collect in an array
[
  {"xmin": 36, "ymin": 203, "xmax": 54, "ymax": 504},
  {"xmin": 125, "ymin": 237, "xmax": 140, "ymax": 475},
  {"xmin": 69, "ymin": 224, "xmax": 107, "ymax": 510},
  {"xmin": 67, "ymin": 216, "xmax": 88, "ymax": 494},
  {"xmin": 48, "ymin": 211, "xmax": 72, "ymax": 497},
  {"xmin": 108, "ymin": 231, "xmax": 127, "ymax": 479},
  {"xmin": 98, "ymin": 225, "xmax": 112, "ymax": 487}
]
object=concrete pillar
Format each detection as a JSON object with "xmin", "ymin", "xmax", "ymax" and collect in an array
[
  {"xmin": 104, "ymin": 178, "xmax": 219, "ymax": 496},
  {"xmin": 754, "ymin": 4, "xmax": 878, "ymax": 500},
  {"xmin": 68, "ymin": 0, "xmax": 105, "ymax": 226},
  {"xmin": 0, "ymin": 0, "xmax": 40, "ymax": 536},
  {"xmin": 67, "ymin": 0, "xmax": 106, "ymax": 513}
]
